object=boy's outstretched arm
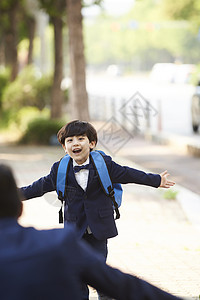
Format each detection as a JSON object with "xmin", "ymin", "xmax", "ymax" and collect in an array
[{"xmin": 159, "ymin": 170, "xmax": 175, "ymax": 188}]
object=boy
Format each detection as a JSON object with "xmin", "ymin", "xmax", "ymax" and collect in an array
[{"xmin": 21, "ymin": 120, "xmax": 175, "ymax": 300}]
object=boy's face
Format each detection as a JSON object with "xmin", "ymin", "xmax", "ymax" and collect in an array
[{"xmin": 63, "ymin": 135, "xmax": 96, "ymax": 165}]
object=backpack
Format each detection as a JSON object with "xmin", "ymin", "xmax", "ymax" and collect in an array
[{"xmin": 56, "ymin": 150, "xmax": 123, "ymax": 223}]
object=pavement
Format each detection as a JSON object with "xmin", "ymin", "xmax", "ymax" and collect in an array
[
  {"xmin": 0, "ymin": 134, "xmax": 200, "ymax": 300},
  {"xmin": 112, "ymin": 131, "xmax": 200, "ymax": 232}
]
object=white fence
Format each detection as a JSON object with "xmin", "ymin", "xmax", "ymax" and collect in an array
[{"xmin": 88, "ymin": 92, "xmax": 160, "ymax": 135}]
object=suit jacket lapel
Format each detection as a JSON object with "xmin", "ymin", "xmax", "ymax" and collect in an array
[
  {"xmin": 68, "ymin": 161, "xmax": 80, "ymax": 188},
  {"xmin": 86, "ymin": 157, "xmax": 96, "ymax": 191}
]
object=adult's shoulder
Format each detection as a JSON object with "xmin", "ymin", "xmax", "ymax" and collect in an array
[
  {"xmin": 49, "ymin": 225, "xmax": 82, "ymax": 258},
  {"xmin": 26, "ymin": 224, "xmax": 77, "ymax": 252}
]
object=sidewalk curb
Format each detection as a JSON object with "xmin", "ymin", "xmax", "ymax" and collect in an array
[
  {"xmin": 145, "ymin": 131, "xmax": 200, "ymax": 157},
  {"xmin": 142, "ymin": 131, "xmax": 200, "ymax": 230},
  {"xmin": 176, "ymin": 184, "xmax": 200, "ymax": 231}
]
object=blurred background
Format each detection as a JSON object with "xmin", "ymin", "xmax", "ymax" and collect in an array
[
  {"xmin": 0, "ymin": 0, "xmax": 200, "ymax": 145},
  {"xmin": 1, "ymin": 3, "xmax": 200, "ymax": 298}
]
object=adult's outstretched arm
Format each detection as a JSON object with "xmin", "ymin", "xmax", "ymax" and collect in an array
[{"xmin": 73, "ymin": 236, "xmax": 181, "ymax": 300}]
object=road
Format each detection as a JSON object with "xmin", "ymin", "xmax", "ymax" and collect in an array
[{"xmin": 113, "ymin": 135, "xmax": 200, "ymax": 196}]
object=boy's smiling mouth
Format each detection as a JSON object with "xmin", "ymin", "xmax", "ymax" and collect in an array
[{"xmin": 72, "ymin": 149, "xmax": 82, "ymax": 154}]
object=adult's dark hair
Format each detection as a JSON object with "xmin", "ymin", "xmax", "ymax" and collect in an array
[
  {"xmin": 57, "ymin": 120, "xmax": 98, "ymax": 146},
  {"xmin": 0, "ymin": 164, "xmax": 22, "ymax": 219}
]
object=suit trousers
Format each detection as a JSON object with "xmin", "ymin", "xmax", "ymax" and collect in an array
[{"xmin": 82, "ymin": 232, "xmax": 113, "ymax": 300}]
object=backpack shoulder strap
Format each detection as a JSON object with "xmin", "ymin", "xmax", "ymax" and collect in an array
[
  {"xmin": 90, "ymin": 150, "xmax": 120, "ymax": 219},
  {"xmin": 90, "ymin": 150, "xmax": 113, "ymax": 197},
  {"xmin": 56, "ymin": 154, "xmax": 71, "ymax": 223},
  {"xmin": 56, "ymin": 154, "xmax": 71, "ymax": 200}
]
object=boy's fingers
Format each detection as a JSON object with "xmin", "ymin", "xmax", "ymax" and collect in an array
[
  {"xmin": 165, "ymin": 181, "xmax": 175, "ymax": 187},
  {"xmin": 168, "ymin": 182, "xmax": 175, "ymax": 186},
  {"xmin": 166, "ymin": 180, "xmax": 175, "ymax": 185},
  {"xmin": 160, "ymin": 170, "xmax": 168, "ymax": 177},
  {"xmin": 160, "ymin": 177, "xmax": 175, "ymax": 188},
  {"xmin": 160, "ymin": 170, "xmax": 175, "ymax": 188}
]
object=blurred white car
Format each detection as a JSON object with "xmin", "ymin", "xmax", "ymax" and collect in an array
[
  {"xmin": 174, "ymin": 64, "xmax": 195, "ymax": 84},
  {"xmin": 150, "ymin": 63, "xmax": 195, "ymax": 84},
  {"xmin": 150, "ymin": 63, "xmax": 176, "ymax": 83}
]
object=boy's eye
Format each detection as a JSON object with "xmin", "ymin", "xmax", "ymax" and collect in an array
[{"xmin": 66, "ymin": 138, "xmax": 73, "ymax": 143}]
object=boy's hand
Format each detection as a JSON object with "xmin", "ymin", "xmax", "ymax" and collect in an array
[{"xmin": 159, "ymin": 170, "xmax": 175, "ymax": 188}]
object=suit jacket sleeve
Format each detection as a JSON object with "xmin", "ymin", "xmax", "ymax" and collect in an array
[
  {"xmin": 104, "ymin": 155, "xmax": 161, "ymax": 188},
  {"xmin": 20, "ymin": 161, "xmax": 59, "ymax": 200},
  {"xmin": 72, "ymin": 236, "xmax": 180, "ymax": 300}
]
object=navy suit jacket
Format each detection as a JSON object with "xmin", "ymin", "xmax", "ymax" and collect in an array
[
  {"xmin": 0, "ymin": 218, "xmax": 180, "ymax": 300},
  {"xmin": 21, "ymin": 153, "xmax": 161, "ymax": 240}
]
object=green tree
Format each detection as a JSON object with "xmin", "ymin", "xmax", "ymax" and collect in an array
[
  {"xmin": 161, "ymin": 0, "xmax": 200, "ymax": 30},
  {"xmin": 0, "ymin": 0, "xmax": 36, "ymax": 79},
  {"xmin": 65, "ymin": 0, "xmax": 103, "ymax": 121},
  {"xmin": 21, "ymin": 0, "xmax": 38, "ymax": 65},
  {"xmin": 0, "ymin": 0, "xmax": 24, "ymax": 81},
  {"xmin": 84, "ymin": 0, "xmax": 200, "ymax": 69},
  {"xmin": 39, "ymin": 0, "xmax": 66, "ymax": 119},
  {"xmin": 66, "ymin": 0, "xmax": 89, "ymax": 120}
]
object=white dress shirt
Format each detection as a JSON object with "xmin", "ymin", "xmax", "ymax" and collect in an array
[
  {"xmin": 73, "ymin": 157, "xmax": 92, "ymax": 234},
  {"xmin": 73, "ymin": 157, "xmax": 90, "ymax": 191}
]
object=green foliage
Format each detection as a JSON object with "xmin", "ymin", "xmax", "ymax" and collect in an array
[
  {"xmin": 190, "ymin": 63, "xmax": 200, "ymax": 85},
  {"xmin": 19, "ymin": 117, "xmax": 65, "ymax": 145},
  {"xmin": 163, "ymin": 189, "xmax": 179, "ymax": 200},
  {"xmin": 0, "ymin": 0, "xmax": 25, "ymax": 40},
  {"xmin": 0, "ymin": 65, "xmax": 68, "ymax": 133},
  {"xmin": 84, "ymin": 0, "xmax": 200, "ymax": 69},
  {"xmin": 2, "ymin": 65, "xmax": 53, "ymax": 111},
  {"xmin": 161, "ymin": 0, "xmax": 200, "ymax": 31},
  {"xmin": 0, "ymin": 68, "xmax": 10, "ymax": 110},
  {"xmin": 39, "ymin": 0, "xmax": 66, "ymax": 19},
  {"xmin": 15, "ymin": 106, "xmax": 49, "ymax": 133},
  {"xmin": 0, "ymin": 105, "xmax": 50, "ymax": 145},
  {"xmin": 0, "ymin": 109, "xmax": 13, "ymax": 129},
  {"xmin": 34, "ymin": 76, "xmax": 53, "ymax": 109}
]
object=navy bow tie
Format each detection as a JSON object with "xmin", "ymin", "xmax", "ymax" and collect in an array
[{"xmin": 73, "ymin": 164, "xmax": 90, "ymax": 173}]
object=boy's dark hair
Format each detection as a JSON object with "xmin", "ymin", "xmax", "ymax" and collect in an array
[
  {"xmin": 0, "ymin": 164, "xmax": 22, "ymax": 219},
  {"xmin": 57, "ymin": 120, "xmax": 98, "ymax": 146}
]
